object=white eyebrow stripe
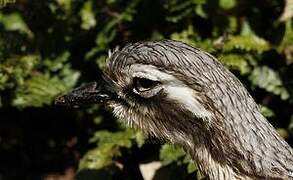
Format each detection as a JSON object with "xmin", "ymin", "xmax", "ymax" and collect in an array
[
  {"xmin": 132, "ymin": 71, "xmax": 159, "ymax": 81},
  {"xmin": 130, "ymin": 64, "xmax": 176, "ymax": 82}
]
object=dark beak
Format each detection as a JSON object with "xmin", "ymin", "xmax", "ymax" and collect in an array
[{"xmin": 55, "ymin": 76, "xmax": 116, "ymax": 107}]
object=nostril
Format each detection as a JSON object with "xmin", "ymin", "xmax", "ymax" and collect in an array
[{"xmin": 55, "ymin": 96, "xmax": 66, "ymax": 105}]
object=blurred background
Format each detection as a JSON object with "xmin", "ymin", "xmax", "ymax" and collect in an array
[{"xmin": 0, "ymin": 0, "xmax": 292, "ymax": 179}]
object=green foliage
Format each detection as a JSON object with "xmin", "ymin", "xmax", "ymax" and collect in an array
[
  {"xmin": 259, "ymin": 105, "xmax": 275, "ymax": 118},
  {"xmin": 0, "ymin": 0, "xmax": 16, "ymax": 8},
  {"xmin": 80, "ymin": 1, "xmax": 96, "ymax": 30},
  {"xmin": 219, "ymin": 0, "xmax": 236, "ymax": 9},
  {"xmin": 219, "ymin": 54, "xmax": 251, "ymax": 75},
  {"xmin": 249, "ymin": 66, "xmax": 289, "ymax": 100},
  {"xmin": 80, "ymin": 128, "xmax": 145, "ymax": 170},
  {"xmin": 159, "ymin": 144, "xmax": 186, "ymax": 166},
  {"xmin": 13, "ymin": 72, "xmax": 79, "ymax": 108},
  {"xmin": 0, "ymin": 55, "xmax": 39, "ymax": 89},
  {"xmin": 279, "ymin": 21, "xmax": 293, "ymax": 64},
  {"xmin": 0, "ymin": 50, "xmax": 79, "ymax": 108},
  {"xmin": 164, "ymin": 0, "xmax": 207, "ymax": 23},
  {"xmin": 160, "ymin": 144, "xmax": 204, "ymax": 179},
  {"xmin": 0, "ymin": 0, "xmax": 292, "ymax": 179},
  {"xmin": 0, "ymin": 12, "xmax": 33, "ymax": 37},
  {"xmin": 222, "ymin": 35, "xmax": 270, "ymax": 54}
]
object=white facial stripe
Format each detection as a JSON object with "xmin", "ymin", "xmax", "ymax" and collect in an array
[
  {"xmin": 129, "ymin": 64, "xmax": 212, "ymax": 122},
  {"xmin": 165, "ymin": 86, "xmax": 212, "ymax": 122},
  {"xmin": 130, "ymin": 64, "xmax": 176, "ymax": 82}
]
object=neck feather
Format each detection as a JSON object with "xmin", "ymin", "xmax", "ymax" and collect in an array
[{"xmin": 178, "ymin": 109, "xmax": 293, "ymax": 180}]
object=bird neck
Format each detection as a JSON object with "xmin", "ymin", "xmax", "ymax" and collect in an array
[
  {"xmin": 187, "ymin": 145, "xmax": 250, "ymax": 180},
  {"xmin": 179, "ymin": 109, "xmax": 293, "ymax": 180}
]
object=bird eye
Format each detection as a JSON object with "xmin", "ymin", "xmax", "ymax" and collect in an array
[{"xmin": 133, "ymin": 77, "xmax": 159, "ymax": 92}]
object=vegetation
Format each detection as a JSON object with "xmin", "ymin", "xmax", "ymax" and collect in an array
[{"xmin": 0, "ymin": 0, "xmax": 292, "ymax": 179}]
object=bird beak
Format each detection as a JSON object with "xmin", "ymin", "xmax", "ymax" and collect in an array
[{"xmin": 55, "ymin": 76, "xmax": 116, "ymax": 107}]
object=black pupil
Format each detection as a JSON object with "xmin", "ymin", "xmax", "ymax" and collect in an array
[{"xmin": 135, "ymin": 78, "xmax": 157, "ymax": 90}]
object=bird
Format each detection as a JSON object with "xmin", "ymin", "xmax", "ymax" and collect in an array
[{"xmin": 55, "ymin": 40, "xmax": 293, "ymax": 180}]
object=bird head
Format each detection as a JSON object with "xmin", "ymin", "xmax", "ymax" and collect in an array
[{"xmin": 56, "ymin": 40, "xmax": 221, "ymax": 145}]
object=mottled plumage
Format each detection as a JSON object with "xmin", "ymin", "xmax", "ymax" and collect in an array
[{"xmin": 56, "ymin": 40, "xmax": 293, "ymax": 179}]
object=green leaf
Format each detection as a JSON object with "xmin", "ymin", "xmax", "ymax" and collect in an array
[
  {"xmin": 183, "ymin": 155, "xmax": 199, "ymax": 173},
  {"xmin": 219, "ymin": 0, "xmax": 236, "ymax": 10},
  {"xmin": 0, "ymin": 12, "xmax": 33, "ymax": 38},
  {"xmin": 55, "ymin": 0, "xmax": 72, "ymax": 13},
  {"xmin": 134, "ymin": 131, "xmax": 145, "ymax": 148},
  {"xmin": 159, "ymin": 144, "xmax": 185, "ymax": 166},
  {"xmin": 241, "ymin": 20, "xmax": 254, "ymax": 36},
  {"xmin": 278, "ymin": 21, "xmax": 293, "ymax": 54},
  {"xmin": 249, "ymin": 66, "xmax": 289, "ymax": 100},
  {"xmin": 43, "ymin": 51, "xmax": 71, "ymax": 72},
  {"xmin": 9, "ymin": 52, "xmax": 79, "ymax": 108},
  {"xmin": 81, "ymin": 128, "xmax": 144, "ymax": 170},
  {"xmin": 276, "ymin": 128, "xmax": 289, "ymax": 139},
  {"xmin": 0, "ymin": 54, "xmax": 39, "ymax": 89},
  {"xmin": 187, "ymin": 162, "xmax": 197, "ymax": 173},
  {"xmin": 0, "ymin": 0, "xmax": 16, "ymax": 8},
  {"xmin": 164, "ymin": 0, "xmax": 207, "ymax": 22},
  {"xmin": 228, "ymin": 16, "xmax": 238, "ymax": 33},
  {"xmin": 170, "ymin": 25, "xmax": 198, "ymax": 47},
  {"xmin": 80, "ymin": 0, "xmax": 97, "ymax": 30},
  {"xmin": 93, "ymin": 116, "xmax": 103, "ymax": 125},
  {"xmin": 95, "ymin": 0, "xmax": 139, "ymax": 49},
  {"xmin": 223, "ymin": 35, "xmax": 270, "ymax": 54},
  {"xmin": 165, "ymin": 1, "xmax": 194, "ymax": 23},
  {"xmin": 160, "ymin": 144, "xmax": 203, "ymax": 175},
  {"xmin": 90, "ymin": 130, "xmax": 133, "ymax": 148},
  {"xmin": 195, "ymin": 4, "xmax": 207, "ymax": 18},
  {"xmin": 259, "ymin": 105, "xmax": 275, "ymax": 118},
  {"xmin": 79, "ymin": 146, "xmax": 118, "ymax": 170},
  {"xmin": 219, "ymin": 54, "xmax": 251, "ymax": 75},
  {"xmin": 12, "ymin": 72, "xmax": 79, "ymax": 108},
  {"xmin": 96, "ymin": 55, "xmax": 107, "ymax": 69}
]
